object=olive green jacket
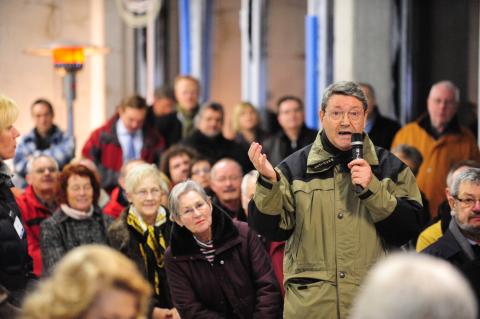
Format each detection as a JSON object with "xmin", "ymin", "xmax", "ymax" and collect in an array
[{"xmin": 250, "ymin": 132, "xmax": 422, "ymax": 319}]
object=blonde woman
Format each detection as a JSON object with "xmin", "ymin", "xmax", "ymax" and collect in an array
[
  {"xmin": 0, "ymin": 95, "xmax": 32, "ymax": 313},
  {"xmin": 21, "ymin": 245, "xmax": 152, "ymax": 319},
  {"xmin": 232, "ymin": 102, "xmax": 268, "ymax": 150},
  {"xmin": 108, "ymin": 163, "xmax": 179, "ymax": 319}
]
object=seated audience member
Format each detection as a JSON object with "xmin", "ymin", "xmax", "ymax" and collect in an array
[
  {"xmin": 21, "ymin": 245, "xmax": 152, "ymax": 319},
  {"xmin": 102, "ymin": 160, "xmax": 145, "ymax": 218},
  {"xmin": 82, "ymin": 95, "xmax": 166, "ymax": 193},
  {"xmin": 189, "ymin": 157, "xmax": 212, "ymax": 192},
  {"xmin": 17, "ymin": 155, "xmax": 59, "ymax": 277},
  {"xmin": 159, "ymin": 145, "xmax": 197, "ymax": 187},
  {"xmin": 0, "ymin": 95, "xmax": 32, "ymax": 310},
  {"xmin": 242, "ymin": 170, "xmax": 285, "ymax": 297},
  {"xmin": 210, "ymin": 158, "xmax": 247, "ymax": 221},
  {"xmin": 422, "ymin": 168, "xmax": 480, "ymax": 306},
  {"xmin": 416, "ymin": 160, "xmax": 480, "ymax": 252},
  {"xmin": 232, "ymin": 102, "xmax": 268, "ymax": 150},
  {"xmin": 40, "ymin": 164, "xmax": 113, "ymax": 274},
  {"xmin": 392, "ymin": 144, "xmax": 430, "ymax": 228},
  {"xmin": 359, "ymin": 83, "xmax": 401, "ymax": 149},
  {"xmin": 107, "ymin": 163, "xmax": 178, "ymax": 319},
  {"xmin": 181, "ymin": 102, "xmax": 252, "ymax": 173},
  {"xmin": 108, "ymin": 164, "xmax": 178, "ymax": 318},
  {"xmin": 165, "ymin": 180, "xmax": 282, "ymax": 318},
  {"xmin": 391, "ymin": 80, "xmax": 480, "ymax": 218},
  {"xmin": 71, "ymin": 158, "xmax": 111, "ymax": 208},
  {"xmin": 103, "ymin": 159, "xmax": 145, "ymax": 218},
  {"xmin": 156, "ymin": 75, "xmax": 202, "ymax": 147},
  {"xmin": 14, "ymin": 99, "xmax": 75, "ymax": 188},
  {"xmin": 262, "ymin": 95, "xmax": 317, "ymax": 167},
  {"xmin": 350, "ymin": 253, "xmax": 477, "ymax": 319},
  {"xmin": 149, "ymin": 85, "xmax": 176, "ymax": 118}
]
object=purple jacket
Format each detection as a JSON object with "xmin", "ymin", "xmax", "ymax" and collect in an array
[{"xmin": 164, "ymin": 207, "xmax": 282, "ymax": 319}]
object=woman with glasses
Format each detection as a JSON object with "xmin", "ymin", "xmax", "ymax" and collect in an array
[
  {"xmin": 108, "ymin": 163, "xmax": 179, "ymax": 319},
  {"xmin": 40, "ymin": 164, "xmax": 113, "ymax": 274},
  {"xmin": 165, "ymin": 180, "xmax": 282, "ymax": 319}
]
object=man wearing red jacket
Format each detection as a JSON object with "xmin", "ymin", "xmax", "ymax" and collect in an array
[
  {"xmin": 16, "ymin": 155, "xmax": 58, "ymax": 277},
  {"xmin": 82, "ymin": 95, "xmax": 166, "ymax": 193}
]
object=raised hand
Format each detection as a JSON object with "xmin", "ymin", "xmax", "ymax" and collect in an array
[{"xmin": 248, "ymin": 142, "xmax": 277, "ymax": 183}]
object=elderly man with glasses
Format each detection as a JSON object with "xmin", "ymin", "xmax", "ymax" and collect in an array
[
  {"xmin": 17, "ymin": 155, "xmax": 59, "ymax": 277},
  {"xmin": 248, "ymin": 81, "xmax": 422, "ymax": 319},
  {"xmin": 423, "ymin": 167, "xmax": 480, "ymax": 307}
]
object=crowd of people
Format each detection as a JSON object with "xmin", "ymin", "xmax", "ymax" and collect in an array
[{"xmin": 1, "ymin": 77, "xmax": 480, "ymax": 319}]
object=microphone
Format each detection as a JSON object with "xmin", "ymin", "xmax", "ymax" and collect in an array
[{"xmin": 351, "ymin": 133, "xmax": 364, "ymax": 193}]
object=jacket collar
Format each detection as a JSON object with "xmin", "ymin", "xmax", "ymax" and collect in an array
[
  {"xmin": 170, "ymin": 205, "xmax": 239, "ymax": 257},
  {"xmin": 306, "ymin": 130, "xmax": 379, "ymax": 174}
]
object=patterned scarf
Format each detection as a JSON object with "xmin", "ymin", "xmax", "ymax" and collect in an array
[{"xmin": 127, "ymin": 206, "xmax": 167, "ymax": 296}]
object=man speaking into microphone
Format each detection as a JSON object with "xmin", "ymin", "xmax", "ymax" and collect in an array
[{"xmin": 248, "ymin": 81, "xmax": 422, "ymax": 319}]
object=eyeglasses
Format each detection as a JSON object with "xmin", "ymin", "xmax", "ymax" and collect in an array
[
  {"xmin": 326, "ymin": 110, "xmax": 364, "ymax": 122},
  {"xmin": 213, "ymin": 175, "xmax": 242, "ymax": 183},
  {"xmin": 179, "ymin": 200, "xmax": 208, "ymax": 217},
  {"xmin": 454, "ymin": 196, "xmax": 480, "ymax": 209},
  {"xmin": 134, "ymin": 188, "xmax": 162, "ymax": 199},
  {"xmin": 34, "ymin": 167, "xmax": 57, "ymax": 174}
]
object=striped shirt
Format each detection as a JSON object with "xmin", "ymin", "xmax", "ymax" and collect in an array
[{"xmin": 194, "ymin": 237, "xmax": 215, "ymax": 263}]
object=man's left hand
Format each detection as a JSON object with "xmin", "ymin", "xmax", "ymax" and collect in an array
[{"xmin": 347, "ymin": 158, "xmax": 372, "ymax": 189}]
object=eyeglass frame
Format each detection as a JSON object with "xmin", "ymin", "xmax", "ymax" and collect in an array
[
  {"xmin": 453, "ymin": 195, "xmax": 480, "ymax": 209},
  {"xmin": 324, "ymin": 109, "xmax": 365, "ymax": 122},
  {"xmin": 133, "ymin": 187, "xmax": 163, "ymax": 199}
]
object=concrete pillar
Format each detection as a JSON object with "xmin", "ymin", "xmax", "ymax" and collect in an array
[{"xmin": 334, "ymin": 0, "xmax": 396, "ymax": 119}]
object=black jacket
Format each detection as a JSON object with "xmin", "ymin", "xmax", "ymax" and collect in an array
[
  {"xmin": 0, "ymin": 162, "xmax": 32, "ymax": 306},
  {"xmin": 262, "ymin": 125, "xmax": 318, "ymax": 167},
  {"xmin": 182, "ymin": 130, "xmax": 253, "ymax": 173},
  {"xmin": 367, "ymin": 108, "xmax": 401, "ymax": 150}
]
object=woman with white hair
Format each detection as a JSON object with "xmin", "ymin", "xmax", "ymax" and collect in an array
[
  {"xmin": 165, "ymin": 180, "xmax": 282, "ymax": 318},
  {"xmin": 0, "ymin": 95, "xmax": 32, "ymax": 314},
  {"xmin": 107, "ymin": 163, "xmax": 179, "ymax": 319}
]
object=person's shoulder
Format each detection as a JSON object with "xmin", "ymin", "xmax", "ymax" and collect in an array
[
  {"xmin": 17, "ymin": 129, "xmax": 36, "ymax": 144},
  {"xmin": 41, "ymin": 211, "xmax": 64, "ymax": 227}
]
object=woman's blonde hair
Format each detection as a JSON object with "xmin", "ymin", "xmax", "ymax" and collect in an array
[
  {"xmin": 0, "ymin": 94, "xmax": 19, "ymax": 130},
  {"xmin": 231, "ymin": 101, "xmax": 259, "ymax": 132},
  {"xmin": 21, "ymin": 245, "xmax": 152, "ymax": 319},
  {"xmin": 125, "ymin": 163, "xmax": 168, "ymax": 195}
]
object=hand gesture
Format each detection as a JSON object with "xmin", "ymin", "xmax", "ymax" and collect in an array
[
  {"xmin": 248, "ymin": 142, "xmax": 277, "ymax": 183},
  {"xmin": 347, "ymin": 158, "xmax": 372, "ymax": 189}
]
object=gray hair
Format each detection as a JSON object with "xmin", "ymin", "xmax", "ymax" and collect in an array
[
  {"xmin": 320, "ymin": 81, "xmax": 368, "ymax": 112},
  {"xmin": 26, "ymin": 154, "xmax": 59, "ymax": 175},
  {"xmin": 350, "ymin": 253, "xmax": 477, "ymax": 319},
  {"xmin": 391, "ymin": 144, "xmax": 423, "ymax": 175},
  {"xmin": 429, "ymin": 80, "xmax": 460, "ymax": 103},
  {"xmin": 450, "ymin": 167, "xmax": 480, "ymax": 197},
  {"xmin": 169, "ymin": 179, "xmax": 209, "ymax": 221},
  {"xmin": 241, "ymin": 170, "xmax": 259, "ymax": 196},
  {"xmin": 124, "ymin": 163, "xmax": 168, "ymax": 195}
]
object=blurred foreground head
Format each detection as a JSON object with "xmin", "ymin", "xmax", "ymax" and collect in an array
[
  {"xmin": 350, "ymin": 253, "xmax": 477, "ymax": 319},
  {"xmin": 21, "ymin": 245, "xmax": 152, "ymax": 319}
]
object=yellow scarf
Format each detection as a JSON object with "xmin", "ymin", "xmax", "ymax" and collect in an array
[{"xmin": 127, "ymin": 207, "xmax": 167, "ymax": 296}]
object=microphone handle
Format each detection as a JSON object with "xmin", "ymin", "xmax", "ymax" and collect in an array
[{"xmin": 354, "ymin": 184, "xmax": 364, "ymax": 194}]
